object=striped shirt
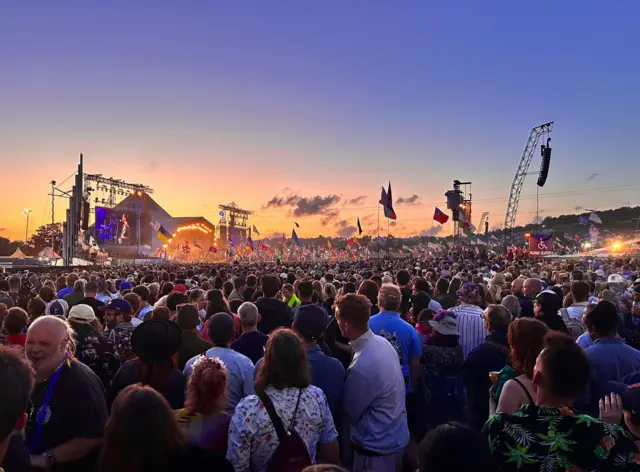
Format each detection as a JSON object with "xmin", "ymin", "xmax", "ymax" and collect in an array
[{"xmin": 450, "ymin": 304, "xmax": 487, "ymax": 359}]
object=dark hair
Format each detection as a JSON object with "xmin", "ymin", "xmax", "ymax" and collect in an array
[
  {"xmin": 485, "ymin": 304, "xmax": 512, "ymax": 332},
  {"xmin": 417, "ymin": 309, "xmax": 434, "ymax": 323},
  {"xmin": 413, "ymin": 278, "xmax": 431, "ymax": 295},
  {"xmin": 297, "ymin": 281, "xmax": 314, "ymax": 300},
  {"xmin": 435, "ymin": 278, "xmax": 449, "ymax": 295},
  {"xmin": 357, "ymin": 280, "xmax": 379, "ymax": 307},
  {"xmin": 123, "ymin": 293, "xmax": 141, "ymax": 314},
  {"xmin": 589, "ymin": 300, "xmax": 619, "ymax": 337},
  {"xmin": 335, "ymin": 294, "xmax": 371, "ymax": 331},
  {"xmin": 228, "ymin": 299, "xmax": 243, "ymax": 314},
  {"xmin": 38, "ymin": 286, "xmax": 56, "ymax": 303},
  {"xmin": 342, "ymin": 282, "xmax": 356, "ymax": 295},
  {"xmin": 166, "ymin": 292, "xmax": 187, "ymax": 312},
  {"xmin": 208, "ymin": 313, "xmax": 235, "ymax": 346},
  {"xmin": 254, "ymin": 328, "xmax": 310, "ymax": 395},
  {"xmin": 418, "ymin": 422, "xmax": 496, "ymax": 472},
  {"xmin": 160, "ymin": 282, "xmax": 174, "ymax": 297},
  {"xmin": 150, "ymin": 306, "xmax": 170, "ymax": 321},
  {"xmin": 233, "ymin": 277, "xmax": 246, "ymax": 290},
  {"xmin": 28, "ymin": 297, "xmax": 46, "ymax": 319},
  {"xmin": 223, "ymin": 281, "xmax": 233, "ymax": 299},
  {"xmin": 508, "ymin": 318, "xmax": 548, "ymax": 377},
  {"xmin": 539, "ymin": 332, "xmax": 590, "ymax": 398},
  {"xmin": 396, "ymin": 270, "xmax": 410, "ymax": 286},
  {"xmin": 261, "ymin": 275, "xmax": 281, "ymax": 298},
  {"xmin": 535, "ymin": 291, "xmax": 562, "ymax": 316},
  {"xmin": 0, "ymin": 346, "xmax": 34, "ymax": 440},
  {"xmin": 448, "ymin": 278, "xmax": 462, "ymax": 297},
  {"xmin": 3, "ymin": 307, "xmax": 29, "ymax": 335},
  {"xmin": 132, "ymin": 285, "xmax": 150, "ymax": 302},
  {"xmin": 205, "ymin": 289, "xmax": 230, "ymax": 320},
  {"xmin": 97, "ymin": 385, "xmax": 185, "ymax": 472},
  {"xmin": 176, "ymin": 305, "xmax": 200, "ymax": 331},
  {"xmin": 411, "ymin": 291, "xmax": 432, "ymax": 316}
]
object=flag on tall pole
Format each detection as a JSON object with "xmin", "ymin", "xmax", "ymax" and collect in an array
[
  {"xmin": 385, "ymin": 182, "xmax": 397, "ymax": 220},
  {"xmin": 433, "ymin": 208, "xmax": 449, "ymax": 224},
  {"xmin": 252, "ymin": 225, "xmax": 260, "ymax": 236},
  {"xmin": 357, "ymin": 217, "xmax": 363, "ymax": 235},
  {"xmin": 292, "ymin": 229, "xmax": 301, "ymax": 246},
  {"xmin": 294, "ymin": 222, "xmax": 300, "ymax": 228}
]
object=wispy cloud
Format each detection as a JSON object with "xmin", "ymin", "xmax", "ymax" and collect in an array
[
  {"xmin": 345, "ymin": 196, "xmax": 367, "ymax": 206},
  {"xmin": 586, "ymin": 173, "xmax": 599, "ymax": 181},
  {"xmin": 337, "ymin": 225, "xmax": 357, "ymax": 238},
  {"xmin": 419, "ymin": 226, "xmax": 442, "ymax": 237},
  {"xmin": 396, "ymin": 194, "xmax": 421, "ymax": 205}
]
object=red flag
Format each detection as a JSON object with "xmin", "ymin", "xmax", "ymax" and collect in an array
[
  {"xmin": 433, "ymin": 208, "xmax": 449, "ymax": 224},
  {"xmin": 384, "ymin": 182, "xmax": 397, "ymax": 220}
]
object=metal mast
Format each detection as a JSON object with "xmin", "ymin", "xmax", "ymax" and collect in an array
[{"xmin": 503, "ymin": 122, "xmax": 553, "ymax": 245}]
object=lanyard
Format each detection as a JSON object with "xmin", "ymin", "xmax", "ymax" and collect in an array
[{"xmin": 28, "ymin": 355, "xmax": 69, "ymax": 453}]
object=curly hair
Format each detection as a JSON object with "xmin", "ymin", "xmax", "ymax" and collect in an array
[{"xmin": 185, "ymin": 357, "xmax": 228, "ymax": 416}]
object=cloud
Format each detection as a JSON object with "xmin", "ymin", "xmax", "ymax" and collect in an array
[
  {"xmin": 362, "ymin": 213, "xmax": 375, "ymax": 222},
  {"xmin": 293, "ymin": 195, "xmax": 341, "ymax": 217},
  {"xmin": 263, "ymin": 194, "xmax": 301, "ymax": 209},
  {"xmin": 335, "ymin": 219, "xmax": 349, "ymax": 229},
  {"xmin": 395, "ymin": 194, "xmax": 421, "ymax": 205},
  {"xmin": 345, "ymin": 196, "xmax": 367, "ymax": 206},
  {"xmin": 337, "ymin": 225, "xmax": 357, "ymax": 238},
  {"xmin": 586, "ymin": 173, "xmax": 599, "ymax": 181},
  {"xmin": 419, "ymin": 226, "xmax": 442, "ymax": 237},
  {"xmin": 320, "ymin": 209, "xmax": 341, "ymax": 226},
  {"xmin": 574, "ymin": 205, "xmax": 584, "ymax": 211}
]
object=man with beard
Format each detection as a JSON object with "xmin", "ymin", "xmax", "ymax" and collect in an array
[{"xmin": 25, "ymin": 316, "xmax": 107, "ymax": 471}]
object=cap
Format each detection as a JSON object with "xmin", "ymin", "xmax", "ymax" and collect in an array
[
  {"xmin": 429, "ymin": 310, "xmax": 458, "ymax": 336},
  {"xmin": 45, "ymin": 300, "xmax": 68, "ymax": 317},
  {"xmin": 293, "ymin": 305, "xmax": 327, "ymax": 340},
  {"xmin": 120, "ymin": 281, "xmax": 132, "ymax": 291},
  {"xmin": 595, "ymin": 269, "xmax": 605, "ymax": 278},
  {"xmin": 608, "ymin": 274, "xmax": 625, "ymax": 285},
  {"xmin": 99, "ymin": 298, "xmax": 133, "ymax": 314},
  {"xmin": 131, "ymin": 320, "xmax": 182, "ymax": 363},
  {"xmin": 68, "ymin": 304, "xmax": 96, "ymax": 323},
  {"xmin": 174, "ymin": 284, "xmax": 188, "ymax": 294}
]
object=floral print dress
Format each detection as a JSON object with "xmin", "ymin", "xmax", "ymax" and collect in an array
[{"xmin": 226, "ymin": 385, "xmax": 338, "ymax": 472}]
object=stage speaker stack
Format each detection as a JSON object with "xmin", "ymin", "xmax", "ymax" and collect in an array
[{"xmin": 537, "ymin": 138, "xmax": 552, "ymax": 187}]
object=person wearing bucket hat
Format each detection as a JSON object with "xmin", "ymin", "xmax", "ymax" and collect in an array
[
  {"xmin": 68, "ymin": 305, "xmax": 120, "ymax": 388},
  {"xmin": 108, "ymin": 320, "xmax": 186, "ymax": 410}
]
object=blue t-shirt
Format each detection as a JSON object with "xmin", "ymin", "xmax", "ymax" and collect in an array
[{"xmin": 369, "ymin": 311, "xmax": 421, "ymax": 393}]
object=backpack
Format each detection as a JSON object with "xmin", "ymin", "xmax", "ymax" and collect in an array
[
  {"xmin": 258, "ymin": 389, "xmax": 311, "ymax": 472},
  {"xmin": 560, "ymin": 308, "xmax": 586, "ymax": 339},
  {"xmin": 423, "ymin": 370, "xmax": 466, "ymax": 430}
]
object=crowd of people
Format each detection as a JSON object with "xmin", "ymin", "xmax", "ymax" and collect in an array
[{"xmin": 1, "ymin": 252, "xmax": 640, "ymax": 471}]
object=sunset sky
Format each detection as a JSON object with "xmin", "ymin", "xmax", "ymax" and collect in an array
[{"xmin": 1, "ymin": 2, "xmax": 639, "ymax": 243}]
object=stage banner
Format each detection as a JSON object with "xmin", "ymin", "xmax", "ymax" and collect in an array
[{"xmin": 529, "ymin": 233, "xmax": 554, "ymax": 256}]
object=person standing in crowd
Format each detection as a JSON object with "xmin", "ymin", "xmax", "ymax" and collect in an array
[
  {"xmin": 228, "ymin": 277, "xmax": 247, "ymax": 302},
  {"xmin": 227, "ymin": 328, "xmax": 339, "ymax": 472},
  {"xmin": 184, "ymin": 313, "xmax": 255, "ymax": 413},
  {"xmin": 357, "ymin": 279, "xmax": 380, "ymax": 316},
  {"xmin": 496, "ymin": 318, "xmax": 548, "ymax": 414},
  {"xmin": 256, "ymin": 275, "xmax": 293, "ymax": 334},
  {"xmin": 68, "ymin": 304, "xmax": 120, "ymax": 388},
  {"xmin": 101, "ymin": 299, "xmax": 136, "ymax": 362},
  {"xmin": 230, "ymin": 302, "xmax": 269, "ymax": 364},
  {"xmin": 75, "ymin": 281, "xmax": 106, "ymax": 319},
  {"xmin": 176, "ymin": 304, "xmax": 212, "ymax": 371},
  {"xmin": 533, "ymin": 292, "xmax": 569, "ymax": 334},
  {"xmin": 450, "ymin": 282, "xmax": 487, "ymax": 359},
  {"xmin": 282, "ymin": 283, "xmax": 301, "ymax": 309},
  {"xmin": 7, "ymin": 276, "xmax": 28, "ymax": 311},
  {"xmin": 462, "ymin": 304, "xmax": 512, "ymax": 430},
  {"xmin": 62, "ymin": 279, "xmax": 86, "ymax": 309},
  {"xmin": 581, "ymin": 300, "xmax": 640, "ymax": 416},
  {"xmin": 175, "ymin": 357, "xmax": 231, "ymax": 456},
  {"xmin": 295, "ymin": 280, "xmax": 330, "ymax": 317},
  {"xmin": 25, "ymin": 316, "xmax": 107, "ymax": 471},
  {"xmin": 122, "ymin": 293, "xmax": 143, "ymax": 327},
  {"xmin": 97, "ymin": 385, "xmax": 233, "ymax": 472},
  {"xmin": 336, "ymin": 294, "xmax": 408, "ymax": 472},
  {"xmin": 109, "ymin": 319, "xmax": 185, "ymax": 409},
  {"xmin": 56, "ymin": 274, "xmax": 77, "ymax": 300},
  {"xmin": 132, "ymin": 285, "xmax": 153, "ymax": 321},
  {"xmin": 521, "ymin": 278, "xmax": 542, "ymax": 318},
  {"xmin": 434, "ymin": 278, "xmax": 457, "ymax": 310},
  {"xmin": 28, "ymin": 297, "xmax": 47, "ymax": 324},
  {"xmin": 2, "ymin": 307, "xmax": 29, "ymax": 346},
  {"xmin": 420, "ymin": 310, "xmax": 465, "ymax": 431},
  {"xmin": 290, "ymin": 304, "xmax": 345, "ymax": 416},
  {"xmin": 500, "ymin": 294, "xmax": 522, "ymax": 319},
  {"xmin": 484, "ymin": 332, "xmax": 639, "ymax": 471},
  {"xmin": 0, "ymin": 346, "xmax": 34, "ymax": 472}
]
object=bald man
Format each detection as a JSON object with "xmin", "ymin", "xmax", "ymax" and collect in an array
[
  {"xmin": 25, "ymin": 316, "xmax": 107, "ymax": 471},
  {"xmin": 517, "ymin": 278, "xmax": 542, "ymax": 318}
]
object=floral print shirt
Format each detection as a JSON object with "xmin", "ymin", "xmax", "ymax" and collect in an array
[
  {"xmin": 103, "ymin": 323, "xmax": 135, "ymax": 362},
  {"xmin": 71, "ymin": 322, "xmax": 121, "ymax": 388},
  {"xmin": 226, "ymin": 385, "xmax": 338, "ymax": 472},
  {"xmin": 483, "ymin": 404, "xmax": 640, "ymax": 471}
]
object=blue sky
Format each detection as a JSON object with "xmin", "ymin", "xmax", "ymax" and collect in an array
[{"xmin": 0, "ymin": 1, "xmax": 638, "ymax": 239}]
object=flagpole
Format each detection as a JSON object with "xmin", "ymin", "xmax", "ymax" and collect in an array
[
  {"xmin": 377, "ymin": 204, "xmax": 380, "ymax": 260},
  {"xmin": 387, "ymin": 217, "xmax": 390, "ymax": 260}
]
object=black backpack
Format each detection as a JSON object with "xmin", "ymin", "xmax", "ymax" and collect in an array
[{"xmin": 258, "ymin": 389, "xmax": 312, "ymax": 472}]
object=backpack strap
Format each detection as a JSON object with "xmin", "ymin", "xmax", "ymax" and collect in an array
[{"xmin": 257, "ymin": 391, "xmax": 287, "ymax": 440}]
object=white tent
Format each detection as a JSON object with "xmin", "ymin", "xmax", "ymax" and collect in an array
[{"xmin": 7, "ymin": 247, "xmax": 26, "ymax": 259}]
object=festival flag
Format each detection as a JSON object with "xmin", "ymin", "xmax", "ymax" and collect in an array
[
  {"xmin": 433, "ymin": 208, "xmax": 449, "ymax": 225},
  {"xmin": 385, "ymin": 182, "xmax": 397, "ymax": 220},
  {"xmin": 357, "ymin": 217, "xmax": 363, "ymax": 235},
  {"xmin": 182, "ymin": 242, "xmax": 191, "ymax": 253},
  {"xmin": 327, "ymin": 240, "xmax": 332, "ymax": 249},
  {"xmin": 247, "ymin": 236, "xmax": 255, "ymax": 251},
  {"xmin": 347, "ymin": 239, "xmax": 356, "ymax": 248},
  {"xmin": 379, "ymin": 186, "xmax": 388, "ymax": 206},
  {"xmin": 252, "ymin": 225, "xmax": 260, "ymax": 236},
  {"xmin": 458, "ymin": 212, "xmax": 476, "ymax": 234},
  {"xmin": 564, "ymin": 232, "xmax": 571, "ymax": 240},
  {"xmin": 588, "ymin": 212, "xmax": 603, "ymax": 225},
  {"xmin": 193, "ymin": 240, "xmax": 203, "ymax": 250},
  {"xmin": 89, "ymin": 236, "xmax": 100, "ymax": 251},
  {"xmin": 292, "ymin": 229, "xmax": 301, "ymax": 246},
  {"xmin": 294, "ymin": 222, "xmax": 300, "ymax": 228},
  {"xmin": 154, "ymin": 224, "xmax": 172, "ymax": 243},
  {"xmin": 575, "ymin": 234, "xmax": 580, "ymax": 241}
]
